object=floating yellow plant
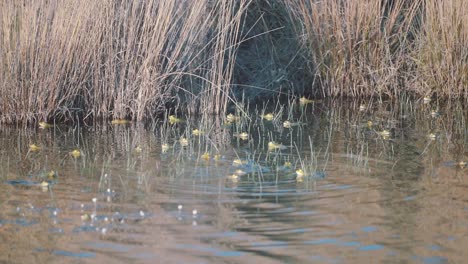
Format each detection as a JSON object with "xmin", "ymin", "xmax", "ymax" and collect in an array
[
  {"xmin": 296, "ymin": 169, "xmax": 305, "ymax": 182},
  {"xmin": 226, "ymin": 113, "xmax": 240, "ymax": 123},
  {"xmin": 430, "ymin": 110, "xmax": 440, "ymax": 118},
  {"xmin": 213, "ymin": 154, "xmax": 221, "ymax": 161},
  {"xmin": 233, "ymin": 132, "xmax": 249, "ymax": 140},
  {"xmin": 283, "ymin": 121, "xmax": 300, "ymax": 128},
  {"xmin": 168, "ymin": 115, "xmax": 183, "ymax": 125},
  {"xmin": 201, "ymin": 152, "xmax": 210, "ymax": 161},
  {"xmin": 234, "ymin": 169, "xmax": 246, "ymax": 176},
  {"xmin": 81, "ymin": 213, "xmax": 91, "ymax": 221},
  {"xmin": 378, "ymin": 130, "xmax": 391, "ymax": 138},
  {"xmin": 161, "ymin": 144, "xmax": 170, "ymax": 153},
  {"xmin": 134, "ymin": 146, "xmax": 142, "ymax": 153},
  {"xmin": 40, "ymin": 181, "xmax": 49, "ymax": 187},
  {"xmin": 284, "ymin": 161, "xmax": 292, "ymax": 168},
  {"xmin": 161, "ymin": 143, "xmax": 170, "ymax": 153},
  {"xmin": 179, "ymin": 137, "xmax": 189, "ymax": 147},
  {"xmin": 367, "ymin": 121, "xmax": 373, "ymax": 127},
  {"xmin": 70, "ymin": 149, "xmax": 81, "ymax": 158},
  {"xmin": 233, "ymin": 159, "xmax": 247, "ymax": 166},
  {"xmin": 458, "ymin": 161, "xmax": 467, "ymax": 169},
  {"xmin": 261, "ymin": 113, "xmax": 274, "ymax": 121},
  {"xmin": 39, "ymin": 121, "xmax": 53, "ymax": 129},
  {"xmin": 228, "ymin": 174, "xmax": 239, "ymax": 182},
  {"xmin": 428, "ymin": 133, "xmax": 437, "ymax": 140},
  {"xmin": 268, "ymin": 141, "xmax": 286, "ymax": 151},
  {"xmin": 29, "ymin": 144, "xmax": 40, "ymax": 152},
  {"xmin": 192, "ymin": 129, "xmax": 203, "ymax": 136},
  {"xmin": 299, "ymin": 97, "xmax": 314, "ymax": 105},
  {"xmin": 111, "ymin": 119, "xmax": 130, "ymax": 125},
  {"xmin": 48, "ymin": 170, "xmax": 57, "ymax": 180},
  {"xmin": 423, "ymin": 96, "xmax": 432, "ymax": 104},
  {"xmin": 296, "ymin": 169, "xmax": 305, "ymax": 177}
]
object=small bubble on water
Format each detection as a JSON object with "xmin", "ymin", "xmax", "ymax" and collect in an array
[
  {"xmin": 192, "ymin": 209, "xmax": 198, "ymax": 217},
  {"xmin": 192, "ymin": 220, "xmax": 197, "ymax": 226},
  {"xmin": 104, "ymin": 217, "xmax": 109, "ymax": 222},
  {"xmin": 92, "ymin": 198, "xmax": 97, "ymax": 203},
  {"xmin": 101, "ymin": 228, "xmax": 107, "ymax": 235},
  {"xmin": 81, "ymin": 203, "xmax": 84, "ymax": 208},
  {"xmin": 53, "ymin": 210, "xmax": 58, "ymax": 216},
  {"xmin": 106, "ymin": 188, "xmax": 111, "ymax": 193},
  {"xmin": 16, "ymin": 207, "xmax": 20, "ymax": 213},
  {"xmin": 178, "ymin": 204, "xmax": 183, "ymax": 210},
  {"xmin": 139, "ymin": 210, "xmax": 145, "ymax": 217}
]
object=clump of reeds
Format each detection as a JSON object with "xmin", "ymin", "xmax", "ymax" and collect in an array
[
  {"xmin": 0, "ymin": 0, "xmax": 250, "ymax": 124},
  {"xmin": 409, "ymin": 0, "xmax": 468, "ymax": 98},
  {"xmin": 285, "ymin": 0, "xmax": 420, "ymax": 98},
  {"xmin": 2, "ymin": 0, "xmax": 467, "ymax": 126}
]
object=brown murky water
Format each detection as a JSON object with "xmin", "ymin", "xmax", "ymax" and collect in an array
[{"xmin": 1, "ymin": 100, "xmax": 467, "ymax": 263}]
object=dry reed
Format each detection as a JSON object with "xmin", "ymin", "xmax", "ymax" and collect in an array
[
  {"xmin": 285, "ymin": 0, "xmax": 420, "ymax": 98},
  {"xmin": 409, "ymin": 0, "xmax": 468, "ymax": 99},
  {"xmin": 1, "ymin": 0, "xmax": 467, "ymax": 125},
  {"xmin": 0, "ymin": 0, "xmax": 250, "ymax": 124}
]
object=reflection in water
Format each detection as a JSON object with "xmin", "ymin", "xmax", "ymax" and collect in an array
[{"xmin": 0, "ymin": 100, "xmax": 467, "ymax": 263}]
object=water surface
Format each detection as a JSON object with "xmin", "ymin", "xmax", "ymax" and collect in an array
[{"xmin": 1, "ymin": 100, "xmax": 467, "ymax": 263}]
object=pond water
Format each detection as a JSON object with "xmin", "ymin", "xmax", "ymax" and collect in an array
[{"xmin": 0, "ymin": 99, "xmax": 467, "ymax": 263}]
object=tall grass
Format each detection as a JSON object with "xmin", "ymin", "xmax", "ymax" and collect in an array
[
  {"xmin": 1, "ymin": 0, "xmax": 467, "ymax": 125},
  {"xmin": 410, "ymin": 0, "xmax": 468, "ymax": 99},
  {"xmin": 0, "ymin": 0, "xmax": 250, "ymax": 124},
  {"xmin": 285, "ymin": 0, "xmax": 467, "ymax": 99},
  {"xmin": 285, "ymin": 0, "xmax": 420, "ymax": 98}
]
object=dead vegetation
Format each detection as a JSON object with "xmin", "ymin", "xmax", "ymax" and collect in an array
[{"xmin": 0, "ymin": 0, "xmax": 466, "ymax": 125}]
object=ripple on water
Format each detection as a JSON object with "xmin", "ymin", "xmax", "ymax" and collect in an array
[{"xmin": 1, "ymin": 101, "xmax": 467, "ymax": 263}]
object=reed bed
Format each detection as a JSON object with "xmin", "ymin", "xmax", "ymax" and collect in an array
[
  {"xmin": 0, "ymin": 0, "xmax": 250, "ymax": 124},
  {"xmin": 1, "ymin": 0, "xmax": 467, "ymax": 125},
  {"xmin": 285, "ymin": 0, "xmax": 467, "ymax": 99},
  {"xmin": 285, "ymin": 0, "xmax": 420, "ymax": 98},
  {"xmin": 410, "ymin": 0, "xmax": 468, "ymax": 98}
]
